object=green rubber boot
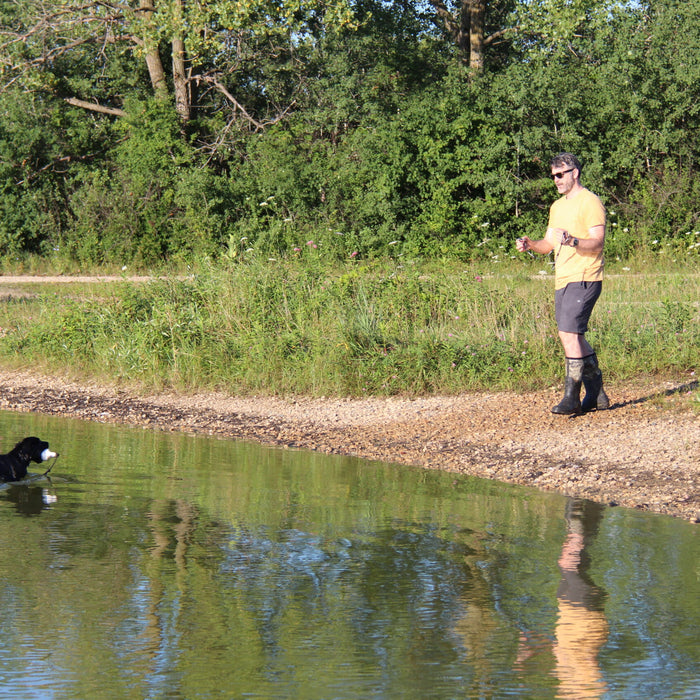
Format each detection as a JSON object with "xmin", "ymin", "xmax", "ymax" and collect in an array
[
  {"xmin": 551, "ymin": 358, "xmax": 584, "ymax": 415},
  {"xmin": 581, "ymin": 353, "xmax": 610, "ymax": 412}
]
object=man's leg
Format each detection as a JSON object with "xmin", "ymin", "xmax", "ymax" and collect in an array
[
  {"xmin": 553, "ymin": 283, "xmax": 604, "ymax": 414},
  {"xmin": 581, "ymin": 354, "xmax": 610, "ymax": 411},
  {"xmin": 551, "ymin": 333, "xmax": 589, "ymax": 414},
  {"xmin": 558, "ymin": 332, "xmax": 609, "ymax": 411},
  {"xmin": 558, "ymin": 331, "xmax": 593, "ymax": 358},
  {"xmin": 551, "ymin": 355, "xmax": 584, "ymax": 414}
]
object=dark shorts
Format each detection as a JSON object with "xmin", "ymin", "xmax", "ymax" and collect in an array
[{"xmin": 555, "ymin": 281, "xmax": 602, "ymax": 334}]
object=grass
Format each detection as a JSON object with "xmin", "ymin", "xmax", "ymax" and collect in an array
[{"xmin": 0, "ymin": 254, "xmax": 697, "ymax": 410}]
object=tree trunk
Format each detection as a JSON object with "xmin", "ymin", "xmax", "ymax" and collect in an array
[
  {"xmin": 171, "ymin": 0, "xmax": 190, "ymax": 122},
  {"xmin": 139, "ymin": 0, "xmax": 169, "ymax": 99},
  {"xmin": 428, "ymin": 0, "xmax": 486, "ymax": 71},
  {"xmin": 456, "ymin": 0, "xmax": 470, "ymax": 59},
  {"xmin": 469, "ymin": 0, "xmax": 486, "ymax": 72}
]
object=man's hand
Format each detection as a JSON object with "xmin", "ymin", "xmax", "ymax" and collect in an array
[
  {"xmin": 516, "ymin": 236, "xmax": 531, "ymax": 252},
  {"xmin": 560, "ymin": 230, "xmax": 578, "ymax": 247},
  {"xmin": 517, "ymin": 234, "xmax": 555, "ymax": 256}
]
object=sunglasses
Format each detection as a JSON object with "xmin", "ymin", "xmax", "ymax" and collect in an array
[{"xmin": 551, "ymin": 168, "xmax": 575, "ymax": 180}]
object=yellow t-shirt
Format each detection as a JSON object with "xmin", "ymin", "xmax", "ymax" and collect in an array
[{"xmin": 547, "ymin": 188, "xmax": 606, "ymax": 290}]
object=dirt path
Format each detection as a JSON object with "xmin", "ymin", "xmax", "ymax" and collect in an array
[{"xmin": 0, "ymin": 368, "xmax": 697, "ymax": 522}]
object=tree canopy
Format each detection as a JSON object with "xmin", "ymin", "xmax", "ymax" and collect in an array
[{"xmin": 0, "ymin": 0, "xmax": 698, "ymax": 263}]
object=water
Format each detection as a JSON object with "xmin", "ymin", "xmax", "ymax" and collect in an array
[{"xmin": 0, "ymin": 411, "xmax": 698, "ymax": 700}]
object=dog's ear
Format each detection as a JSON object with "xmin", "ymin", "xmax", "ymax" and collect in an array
[{"xmin": 27, "ymin": 437, "xmax": 50, "ymax": 451}]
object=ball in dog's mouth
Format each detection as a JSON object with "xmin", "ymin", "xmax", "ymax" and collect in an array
[{"xmin": 41, "ymin": 449, "xmax": 58, "ymax": 461}]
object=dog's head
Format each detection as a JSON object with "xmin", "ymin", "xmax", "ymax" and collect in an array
[{"xmin": 15, "ymin": 436, "xmax": 59, "ymax": 463}]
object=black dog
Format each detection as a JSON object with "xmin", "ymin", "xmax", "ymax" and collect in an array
[{"xmin": 0, "ymin": 437, "xmax": 59, "ymax": 482}]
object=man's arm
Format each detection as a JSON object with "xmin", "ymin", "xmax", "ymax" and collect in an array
[
  {"xmin": 561, "ymin": 224, "xmax": 605, "ymax": 253},
  {"xmin": 516, "ymin": 228, "xmax": 559, "ymax": 255}
]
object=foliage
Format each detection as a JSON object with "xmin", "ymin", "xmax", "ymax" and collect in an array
[
  {"xmin": 0, "ymin": 0, "xmax": 699, "ymax": 264},
  {"xmin": 0, "ymin": 259, "xmax": 696, "ymax": 398}
]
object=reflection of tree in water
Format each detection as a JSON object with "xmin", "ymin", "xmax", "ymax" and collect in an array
[
  {"xmin": 218, "ymin": 521, "xmax": 501, "ymax": 691},
  {"xmin": 141, "ymin": 498, "xmax": 199, "ymax": 664},
  {"xmin": 453, "ymin": 537, "xmax": 513, "ymax": 689},
  {"xmin": 136, "ymin": 494, "xmax": 612, "ymax": 698},
  {"xmin": 222, "ymin": 523, "xmax": 484, "ymax": 635}
]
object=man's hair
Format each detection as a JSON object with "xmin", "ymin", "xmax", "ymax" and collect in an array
[{"xmin": 550, "ymin": 152, "xmax": 582, "ymax": 173}]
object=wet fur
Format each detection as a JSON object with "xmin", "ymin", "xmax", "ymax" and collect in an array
[{"xmin": 0, "ymin": 437, "xmax": 58, "ymax": 482}]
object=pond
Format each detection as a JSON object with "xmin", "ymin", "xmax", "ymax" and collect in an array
[{"xmin": 0, "ymin": 410, "xmax": 698, "ymax": 699}]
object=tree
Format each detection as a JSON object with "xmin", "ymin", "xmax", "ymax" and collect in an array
[
  {"xmin": 424, "ymin": 0, "xmax": 514, "ymax": 71},
  {"xmin": 0, "ymin": 0, "xmax": 358, "ymax": 130}
]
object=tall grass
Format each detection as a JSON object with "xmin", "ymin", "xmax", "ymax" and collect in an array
[{"xmin": 0, "ymin": 256, "xmax": 697, "ymax": 400}]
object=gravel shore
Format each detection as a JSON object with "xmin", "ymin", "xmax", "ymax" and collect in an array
[{"xmin": 0, "ymin": 369, "xmax": 697, "ymax": 522}]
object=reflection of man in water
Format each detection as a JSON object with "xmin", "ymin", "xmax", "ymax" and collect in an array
[
  {"xmin": 553, "ymin": 498, "xmax": 609, "ymax": 699},
  {"xmin": 514, "ymin": 498, "xmax": 609, "ymax": 697}
]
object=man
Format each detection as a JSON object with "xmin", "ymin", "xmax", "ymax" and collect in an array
[{"xmin": 516, "ymin": 153, "xmax": 609, "ymax": 414}]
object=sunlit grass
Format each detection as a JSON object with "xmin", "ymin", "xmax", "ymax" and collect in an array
[{"xmin": 0, "ymin": 256, "xmax": 696, "ymax": 409}]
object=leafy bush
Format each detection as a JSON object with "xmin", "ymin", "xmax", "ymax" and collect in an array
[{"xmin": 2, "ymin": 0, "xmax": 700, "ymax": 265}]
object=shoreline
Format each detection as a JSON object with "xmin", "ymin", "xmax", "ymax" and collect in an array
[{"xmin": 0, "ymin": 369, "xmax": 697, "ymax": 522}]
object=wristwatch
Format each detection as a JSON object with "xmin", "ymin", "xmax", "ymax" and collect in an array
[{"xmin": 572, "ymin": 237, "xmax": 579, "ymax": 247}]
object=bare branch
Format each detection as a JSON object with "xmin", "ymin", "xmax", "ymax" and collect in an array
[
  {"xmin": 65, "ymin": 96, "xmax": 127, "ymax": 117},
  {"xmin": 484, "ymin": 27, "xmax": 514, "ymax": 47},
  {"xmin": 196, "ymin": 75, "xmax": 265, "ymax": 131},
  {"xmin": 196, "ymin": 74, "xmax": 298, "ymax": 134}
]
